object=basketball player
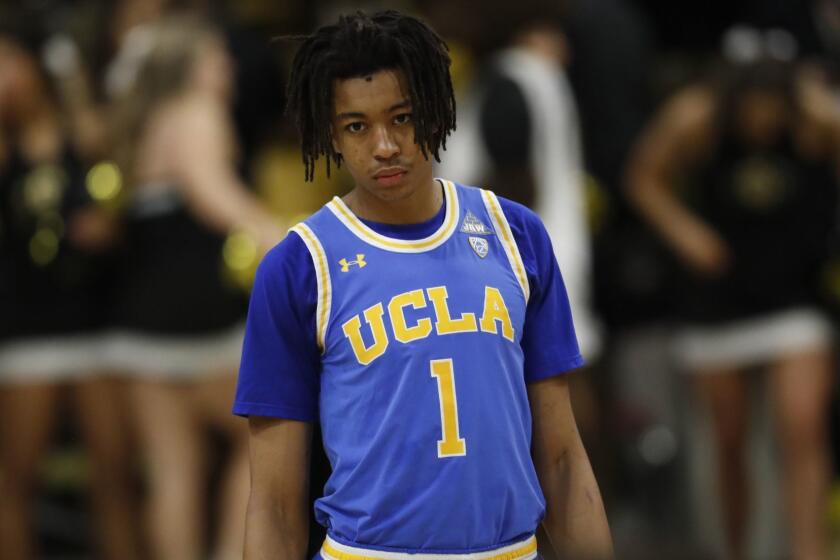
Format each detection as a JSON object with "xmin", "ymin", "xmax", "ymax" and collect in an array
[{"xmin": 233, "ymin": 11, "xmax": 612, "ymax": 560}]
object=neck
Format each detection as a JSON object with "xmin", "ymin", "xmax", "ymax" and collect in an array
[{"xmin": 346, "ymin": 170, "xmax": 442, "ymax": 225}]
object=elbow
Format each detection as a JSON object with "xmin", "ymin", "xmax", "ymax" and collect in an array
[{"xmin": 536, "ymin": 442, "xmax": 577, "ymax": 478}]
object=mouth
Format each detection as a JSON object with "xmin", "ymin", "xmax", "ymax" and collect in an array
[{"xmin": 373, "ymin": 167, "xmax": 408, "ymax": 187}]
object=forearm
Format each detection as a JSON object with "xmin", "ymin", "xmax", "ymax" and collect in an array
[
  {"xmin": 243, "ymin": 501, "xmax": 309, "ymax": 560},
  {"xmin": 537, "ymin": 437, "xmax": 613, "ymax": 559},
  {"xmin": 245, "ymin": 418, "xmax": 313, "ymax": 560},
  {"xmin": 627, "ymin": 170, "xmax": 732, "ymax": 276},
  {"xmin": 181, "ymin": 174, "xmax": 285, "ymax": 251},
  {"xmin": 48, "ymin": 56, "xmax": 109, "ymax": 161},
  {"xmin": 628, "ymin": 174, "xmax": 707, "ymax": 255}
]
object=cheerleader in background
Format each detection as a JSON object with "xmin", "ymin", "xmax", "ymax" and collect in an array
[
  {"xmin": 627, "ymin": 30, "xmax": 839, "ymax": 559},
  {"xmin": 0, "ymin": 28, "xmax": 139, "ymax": 560},
  {"xmin": 106, "ymin": 16, "xmax": 283, "ymax": 560}
]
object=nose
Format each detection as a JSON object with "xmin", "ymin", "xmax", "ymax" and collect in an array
[{"xmin": 372, "ymin": 125, "xmax": 400, "ymax": 160}]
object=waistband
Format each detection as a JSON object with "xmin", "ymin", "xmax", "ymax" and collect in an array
[{"xmin": 320, "ymin": 534, "xmax": 538, "ymax": 560}]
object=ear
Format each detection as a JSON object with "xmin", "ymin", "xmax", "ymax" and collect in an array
[{"xmin": 330, "ymin": 124, "xmax": 341, "ymax": 156}]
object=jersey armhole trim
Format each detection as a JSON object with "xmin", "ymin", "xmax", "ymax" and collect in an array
[
  {"xmin": 290, "ymin": 223, "xmax": 332, "ymax": 353},
  {"xmin": 480, "ymin": 190, "xmax": 531, "ymax": 303}
]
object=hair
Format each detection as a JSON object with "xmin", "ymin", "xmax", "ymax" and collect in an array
[
  {"xmin": 111, "ymin": 15, "xmax": 219, "ymax": 185},
  {"xmin": 285, "ymin": 10, "xmax": 456, "ymax": 181},
  {"xmin": 713, "ymin": 26, "xmax": 798, "ymax": 130}
]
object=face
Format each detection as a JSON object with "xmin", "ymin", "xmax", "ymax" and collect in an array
[
  {"xmin": 734, "ymin": 90, "xmax": 788, "ymax": 146},
  {"xmin": 331, "ymin": 69, "xmax": 433, "ymax": 207},
  {"xmin": 517, "ymin": 27, "xmax": 568, "ymax": 67}
]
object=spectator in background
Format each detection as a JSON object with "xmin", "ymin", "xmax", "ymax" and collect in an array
[
  {"xmin": 437, "ymin": 0, "xmax": 601, "ymax": 364},
  {"xmin": 46, "ymin": 0, "xmax": 285, "ymax": 177},
  {"xmin": 563, "ymin": 0, "xmax": 667, "ymax": 330},
  {"xmin": 106, "ymin": 16, "xmax": 283, "ymax": 560},
  {"xmin": 0, "ymin": 28, "xmax": 138, "ymax": 560},
  {"xmin": 435, "ymin": 4, "xmax": 605, "ymax": 518},
  {"xmin": 42, "ymin": 0, "xmax": 172, "ymax": 164},
  {"xmin": 626, "ymin": 30, "xmax": 839, "ymax": 560}
]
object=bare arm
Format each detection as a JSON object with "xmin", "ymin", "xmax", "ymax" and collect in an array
[
  {"xmin": 528, "ymin": 375, "xmax": 612, "ymax": 560},
  {"xmin": 245, "ymin": 416, "xmax": 313, "ymax": 560},
  {"xmin": 625, "ymin": 87, "xmax": 730, "ymax": 276},
  {"xmin": 794, "ymin": 67, "xmax": 840, "ymax": 180},
  {"xmin": 170, "ymin": 97, "xmax": 285, "ymax": 252},
  {"xmin": 42, "ymin": 36, "xmax": 110, "ymax": 162}
]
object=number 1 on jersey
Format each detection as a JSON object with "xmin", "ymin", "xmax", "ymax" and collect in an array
[{"xmin": 430, "ymin": 359, "xmax": 467, "ymax": 457}]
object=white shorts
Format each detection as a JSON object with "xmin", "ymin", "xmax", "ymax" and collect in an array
[
  {"xmin": 673, "ymin": 307, "xmax": 833, "ymax": 371},
  {"xmin": 0, "ymin": 334, "xmax": 105, "ymax": 385},
  {"xmin": 100, "ymin": 322, "xmax": 245, "ymax": 380}
]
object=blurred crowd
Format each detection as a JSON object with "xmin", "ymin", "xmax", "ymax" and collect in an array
[{"xmin": 3, "ymin": 0, "xmax": 840, "ymax": 559}]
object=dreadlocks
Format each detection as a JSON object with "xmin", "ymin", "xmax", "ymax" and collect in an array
[{"xmin": 285, "ymin": 10, "xmax": 456, "ymax": 181}]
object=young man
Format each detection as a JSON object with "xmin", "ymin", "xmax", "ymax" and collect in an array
[{"xmin": 234, "ymin": 10, "xmax": 612, "ymax": 560}]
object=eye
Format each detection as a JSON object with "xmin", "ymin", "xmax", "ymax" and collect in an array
[
  {"xmin": 345, "ymin": 121, "xmax": 366, "ymax": 133},
  {"xmin": 393, "ymin": 113, "xmax": 412, "ymax": 125}
]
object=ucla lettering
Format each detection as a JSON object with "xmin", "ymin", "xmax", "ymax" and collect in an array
[
  {"xmin": 426, "ymin": 286, "xmax": 477, "ymax": 335},
  {"xmin": 342, "ymin": 303, "xmax": 389, "ymax": 365},
  {"xmin": 344, "ymin": 285, "xmax": 515, "ymax": 365},
  {"xmin": 389, "ymin": 289, "xmax": 433, "ymax": 343},
  {"xmin": 479, "ymin": 286, "xmax": 514, "ymax": 342}
]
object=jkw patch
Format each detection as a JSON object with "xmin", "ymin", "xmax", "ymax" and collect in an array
[
  {"xmin": 469, "ymin": 236, "xmax": 489, "ymax": 259},
  {"xmin": 460, "ymin": 210, "xmax": 494, "ymax": 236}
]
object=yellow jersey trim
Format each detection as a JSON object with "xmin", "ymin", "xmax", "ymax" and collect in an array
[
  {"xmin": 326, "ymin": 179, "xmax": 459, "ymax": 253},
  {"xmin": 321, "ymin": 535, "xmax": 537, "ymax": 560},
  {"xmin": 290, "ymin": 223, "xmax": 331, "ymax": 352},
  {"xmin": 480, "ymin": 190, "xmax": 530, "ymax": 303}
]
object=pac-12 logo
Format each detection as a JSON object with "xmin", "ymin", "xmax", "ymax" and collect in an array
[
  {"xmin": 469, "ymin": 236, "xmax": 489, "ymax": 258},
  {"xmin": 339, "ymin": 254, "xmax": 367, "ymax": 272}
]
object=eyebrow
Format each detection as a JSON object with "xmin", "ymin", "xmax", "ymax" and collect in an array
[{"xmin": 335, "ymin": 99, "xmax": 412, "ymax": 120}]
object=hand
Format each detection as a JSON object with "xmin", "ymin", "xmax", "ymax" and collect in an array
[
  {"xmin": 67, "ymin": 207, "xmax": 119, "ymax": 252},
  {"xmin": 675, "ymin": 222, "xmax": 731, "ymax": 277}
]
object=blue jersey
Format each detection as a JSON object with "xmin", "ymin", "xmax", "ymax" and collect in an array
[{"xmin": 234, "ymin": 180, "xmax": 583, "ymax": 557}]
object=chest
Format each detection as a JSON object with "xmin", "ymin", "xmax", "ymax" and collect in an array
[{"xmin": 323, "ymin": 235, "xmax": 526, "ymax": 367}]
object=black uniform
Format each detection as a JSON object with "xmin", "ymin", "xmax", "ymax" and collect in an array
[
  {"xmin": 113, "ymin": 186, "xmax": 247, "ymax": 337},
  {"xmin": 680, "ymin": 129, "xmax": 837, "ymax": 324},
  {"xmin": 0, "ymin": 144, "xmax": 106, "ymax": 344}
]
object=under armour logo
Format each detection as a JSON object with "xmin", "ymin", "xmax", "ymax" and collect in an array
[{"xmin": 339, "ymin": 254, "xmax": 367, "ymax": 272}]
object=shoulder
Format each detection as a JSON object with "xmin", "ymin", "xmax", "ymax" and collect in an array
[
  {"xmin": 259, "ymin": 228, "xmax": 312, "ymax": 275},
  {"xmin": 655, "ymin": 86, "xmax": 717, "ymax": 147},
  {"xmin": 633, "ymin": 85, "xmax": 717, "ymax": 165},
  {"xmin": 496, "ymin": 194, "xmax": 549, "ymax": 247},
  {"xmin": 662, "ymin": 85, "xmax": 716, "ymax": 127},
  {"xmin": 794, "ymin": 68, "xmax": 840, "ymax": 154},
  {"xmin": 249, "ymin": 228, "xmax": 319, "ymax": 328},
  {"xmin": 483, "ymin": 189, "xmax": 552, "ymax": 280},
  {"xmin": 254, "ymin": 228, "xmax": 315, "ymax": 294},
  {"xmin": 163, "ymin": 93, "xmax": 230, "ymax": 140},
  {"xmin": 453, "ymin": 183, "xmax": 547, "ymax": 243}
]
